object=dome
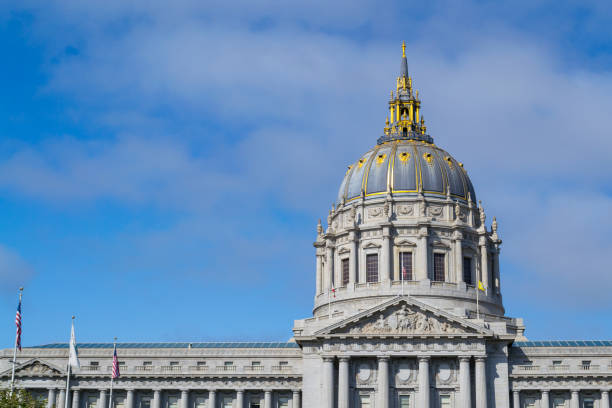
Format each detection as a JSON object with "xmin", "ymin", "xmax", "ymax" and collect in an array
[{"xmin": 337, "ymin": 140, "xmax": 476, "ymax": 205}]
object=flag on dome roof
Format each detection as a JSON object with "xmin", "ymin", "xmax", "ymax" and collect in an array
[{"xmin": 478, "ymin": 281, "xmax": 485, "ymax": 292}]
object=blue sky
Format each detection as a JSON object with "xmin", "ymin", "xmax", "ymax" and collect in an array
[{"xmin": 0, "ymin": 0, "xmax": 611, "ymax": 347}]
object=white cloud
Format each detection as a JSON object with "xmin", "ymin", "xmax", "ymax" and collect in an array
[{"xmin": 0, "ymin": 0, "xmax": 611, "ymax": 316}]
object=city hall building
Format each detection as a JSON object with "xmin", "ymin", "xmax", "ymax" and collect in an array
[{"xmin": 2, "ymin": 45, "xmax": 611, "ymax": 408}]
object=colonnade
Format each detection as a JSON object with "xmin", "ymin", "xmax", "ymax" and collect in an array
[
  {"xmin": 512, "ymin": 389, "xmax": 610, "ymax": 408},
  {"xmin": 322, "ymin": 355, "xmax": 488, "ymax": 408},
  {"xmin": 45, "ymin": 388, "xmax": 300, "ymax": 408}
]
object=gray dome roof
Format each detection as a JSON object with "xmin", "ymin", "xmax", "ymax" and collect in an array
[{"xmin": 337, "ymin": 139, "xmax": 476, "ymax": 204}]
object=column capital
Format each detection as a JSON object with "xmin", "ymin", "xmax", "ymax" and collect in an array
[
  {"xmin": 322, "ymin": 356, "xmax": 335, "ymax": 363},
  {"xmin": 601, "ymin": 389, "xmax": 610, "ymax": 393},
  {"xmin": 377, "ymin": 355, "xmax": 390, "ymax": 362},
  {"xmin": 264, "ymin": 390, "xmax": 273, "ymax": 395},
  {"xmin": 571, "ymin": 389, "xmax": 580, "ymax": 394},
  {"xmin": 180, "ymin": 389, "xmax": 189, "ymax": 394},
  {"xmin": 458, "ymin": 356, "xmax": 471, "ymax": 363},
  {"xmin": 208, "ymin": 390, "xmax": 217, "ymax": 394},
  {"xmin": 541, "ymin": 389, "xmax": 550, "ymax": 394},
  {"xmin": 475, "ymin": 356, "xmax": 487, "ymax": 362},
  {"xmin": 339, "ymin": 356, "xmax": 350, "ymax": 363},
  {"xmin": 292, "ymin": 389, "xmax": 301, "ymax": 394},
  {"xmin": 418, "ymin": 355, "xmax": 431, "ymax": 362}
]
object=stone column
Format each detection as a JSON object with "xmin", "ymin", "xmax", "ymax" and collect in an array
[
  {"xmin": 570, "ymin": 390, "xmax": 579, "ymax": 408},
  {"xmin": 316, "ymin": 254, "xmax": 323, "ymax": 294},
  {"xmin": 323, "ymin": 357, "xmax": 335, "ymax": 408},
  {"xmin": 377, "ymin": 356, "xmax": 389, "ymax": 408},
  {"xmin": 418, "ymin": 356, "xmax": 430, "ymax": 408},
  {"xmin": 208, "ymin": 390, "xmax": 216, "ymax": 408},
  {"xmin": 417, "ymin": 227, "xmax": 429, "ymax": 280},
  {"xmin": 236, "ymin": 390, "xmax": 244, "ymax": 408},
  {"xmin": 325, "ymin": 245, "xmax": 334, "ymax": 290},
  {"xmin": 479, "ymin": 243, "xmax": 488, "ymax": 291},
  {"xmin": 99, "ymin": 390, "xmax": 107, "ymax": 408},
  {"xmin": 72, "ymin": 390, "xmax": 80, "ymax": 408},
  {"xmin": 292, "ymin": 390, "xmax": 301, "ymax": 408},
  {"xmin": 350, "ymin": 231, "xmax": 358, "ymax": 286},
  {"xmin": 264, "ymin": 391, "xmax": 272, "ymax": 408},
  {"xmin": 381, "ymin": 226, "xmax": 391, "ymax": 285},
  {"xmin": 47, "ymin": 389, "xmax": 57, "ymax": 408},
  {"xmin": 459, "ymin": 357, "xmax": 472, "ymax": 408},
  {"xmin": 541, "ymin": 390, "xmax": 549, "ymax": 408},
  {"xmin": 512, "ymin": 391, "xmax": 519, "ymax": 408},
  {"xmin": 58, "ymin": 389, "xmax": 66, "ymax": 408},
  {"xmin": 475, "ymin": 357, "xmax": 487, "ymax": 408},
  {"xmin": 338, "ymin": 357, "xmax": 350, "ymax": 408},
  {"xmin": 601, "ymin": 390, "xmax": 609, "ymax": 408},
  {"xmin": 493, "ymin": 249, "xmax": 500, "ymax": 294},
  {"xmin": 180, "ymin": 390, "xmax": 189, "ymax": 408},
  {"xmin": 455, "ymin": 235, "xmax": 464, "ymax": 284},
  {"xmin": 152, "ymin": 390, "xmax": 161, "ymax": 408},
  {"xmin": 126, "ymin": 390, "xmax": 134, "ymax": 408}
]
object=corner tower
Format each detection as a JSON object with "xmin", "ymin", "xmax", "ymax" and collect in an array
[{"xmin": 312, "ymin": 44, "xmax": 504, "ymax": 319}]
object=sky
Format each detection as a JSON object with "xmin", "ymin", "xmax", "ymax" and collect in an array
[{"xmin": 0, "ymin": 0, "xmax": 611, "ymax": 347}]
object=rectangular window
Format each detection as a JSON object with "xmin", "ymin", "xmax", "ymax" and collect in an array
[
  {"xmin": 440, "ymin": 395, "xmax": 451, "ymax": 408},
  {"xmin": 224, "ymin": 361, "xmax": 233, "ymax": 366},
  {"xmin": 167, "ymin": 397, "xmax": 178, "ymax": 408},
  {"xmin": 552, "ymin": 398, "xmax": 566, "ymax": 408},
  {"xmin": 342, "ymin": 258, "xmax": 349, "ymax": 286},
  {"xmin": 143, "ymin": 361, "xmax": 152, "ymax": 366},
  {"xmin": 279, "ymin": 361, "xmax": 288, "ymax": 366},
  {"xmin": 399, "ymin": 395, "xmax": 410, "ymax": 408},
  {"xmin": 140, "ymin": 399, "xmax": 151, "ymax": 408},
  {"xmin": 222, "ymin": 398, "xmax": 232, "ymax": 408},
  {"xmin": 251, "ymin": 361, "xmax": 261, "ymax": 366},
  {"xmin": 278, "ymin": 397, "xmax": 289, "ymax": 408},
  {"xmin": 90, "ymin": 361, "xmax": 99, "ymax": 367},
  {"xmin": 581, "ymin": 360, "xmax": 591, "ymax": 367},
  {"xmin": 583, "ymin": 399, "xmax": 594, "ymax": 408},
  {"xmin": 86, "ymin": 396, "xmax": 98, "ymax": 408},
  {"xmin": 524, "ymin": 398, "xmax": 537, "ymax": 408},
  {"xmin": 196, "ymin": 361, "xmax": 206, "ymax": 367},
  {"xmin": 169, "ymin": 361, "xmax": 179, "ymax": 366},
  {"xmin": 463, "ymin": 257, "xmax": 472, "ymax": 284},
  {"xmin": 366, "ymin": 254, "xmax": 378, "ymax": 283},
  {"xmin": 114, "ymin": 398, "xmax": 125, "ymax": 408},
  {"xmin": 250, "ymin": 404, "xmax": 261, "ymax": 408},
  {"xmin": 358, "ymin": 394, "xmax": 370, "ymax": 408},
  {"xmin": 194, "ymin": 397, "xmax": 207, "ymax": 408},
  {"xmin": 399, "ymin": 252, "xmax": 413, "ymax": 281},
  {"xmin": 433, "ymin": 253, "xmax": 445, "ymax": 282}
]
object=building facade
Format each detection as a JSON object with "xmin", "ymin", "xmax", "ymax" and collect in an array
[{"xmin": 2, "ymin": 44, "xmax": 611, "ymax": 408}]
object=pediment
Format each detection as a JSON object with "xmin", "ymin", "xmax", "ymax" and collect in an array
[
  {"xmin": 317, "ymin": 297, "xmax": 492, "ymax": 337},
  {"xmin": 395, "ymin": 239, "xmax": 416, "ymax": 247},
  {"xmin": 1, "ymin": 359, "xmax": 65, "ymax": 378},
  {"xmin": 362, "ymin": 242, "xmax": 381, "ymax": 249}
]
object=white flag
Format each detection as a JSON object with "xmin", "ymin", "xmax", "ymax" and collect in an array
[{"xmin": 69, "ymin": 319, "xmax": 80, "ymax": 369}]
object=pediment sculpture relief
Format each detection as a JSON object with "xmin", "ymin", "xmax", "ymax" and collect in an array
[
  {"xmin": 345, "ymin": 305, "xmax": 469, "ymax": 335},
  {"xmin": 15, "ymin": 361, "xmax": 62, "ymax": 376}
]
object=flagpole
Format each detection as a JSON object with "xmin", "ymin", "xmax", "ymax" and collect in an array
[
  {"xmin": 328, "ymin": 289, "xmax": 331, "ymax": 319},
  {"xmin": 476, "ymin": 282, "xmax": 480, "ymax": 320},
  {"xmin": 108, "ymin": 338, "xmax": 116, "ymax": 408},
  {"xmin": 10, "ymin": 287, "xmax": 23, "ymax": 393},
  {"xmin": 64, "ymin": 316, "xmax": 75, "ymax": 408}
]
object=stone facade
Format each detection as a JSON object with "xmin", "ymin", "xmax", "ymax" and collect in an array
[{"xmin": 1, "ymin": 45, "xmax": 610, "ymax": 408}]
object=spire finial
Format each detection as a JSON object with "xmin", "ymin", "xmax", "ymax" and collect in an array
[{"xmin": 402, "ymin": 41, "xmax": 406, "ymax": 58}]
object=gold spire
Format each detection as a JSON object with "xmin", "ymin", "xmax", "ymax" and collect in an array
[{"xmin": 402, "ymin": 41, "xmax": 406, "ymax": 58}]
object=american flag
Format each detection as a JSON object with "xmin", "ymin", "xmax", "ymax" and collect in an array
[
  {"xmin": 111, "ymin": 345, "xmax": 120, "ymax": 379},
  {"xmin": 15, "ymin": 299, "xmax": 22, "ymax": 351}
]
